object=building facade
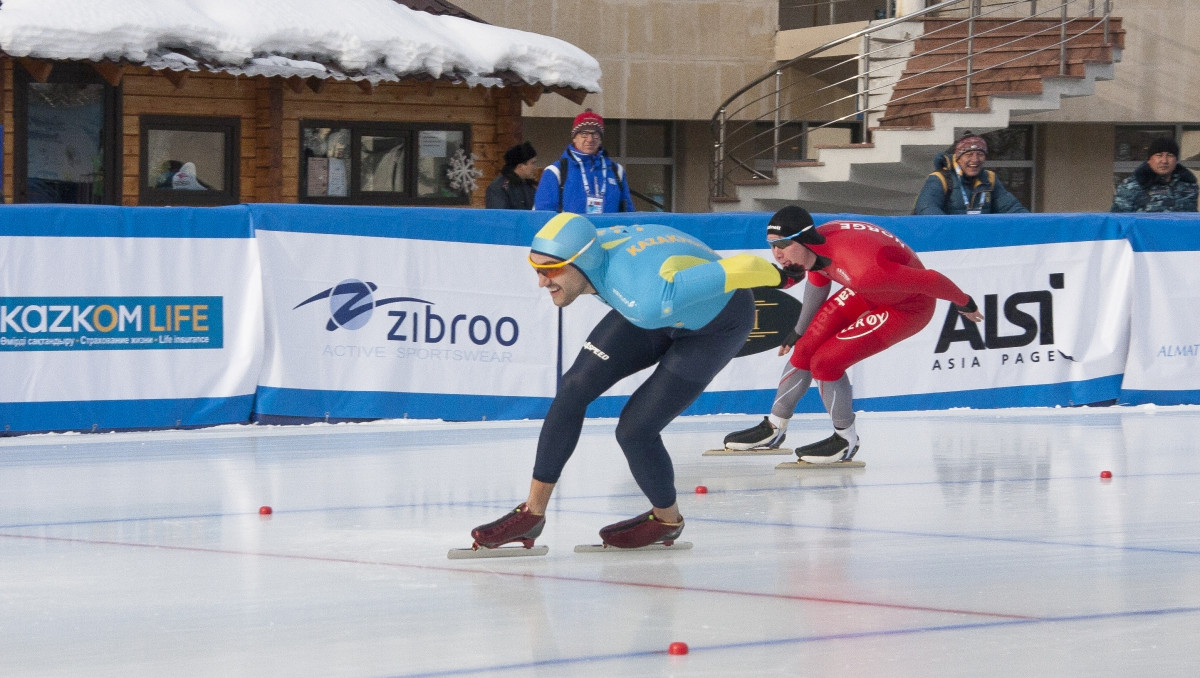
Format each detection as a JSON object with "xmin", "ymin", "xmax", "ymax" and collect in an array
[
  {"xmin": 0, "ymin": 1, "xmax": 592, "ymax": 208},
  {"xmin": 457, "ymin": 0, "xmax": 1199, "ymax": 214}
]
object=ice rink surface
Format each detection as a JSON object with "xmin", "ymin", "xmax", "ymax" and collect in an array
[{"xmin": 2, "ymin": 406, "xmax": 1199, "ymax": 677}]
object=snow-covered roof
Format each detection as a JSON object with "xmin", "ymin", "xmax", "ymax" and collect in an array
[{"xmin": 0, "ymin": 0, "xmax": 600, "ymax": 95}]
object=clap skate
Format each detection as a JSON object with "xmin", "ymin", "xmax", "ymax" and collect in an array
[
  {"xmin": 574, "ymin": 509, "xmax": 693, "ymax": 553},
  {"xmin": 447, "ymin": 503, "xmax": 549, "ymax": 559},
  {"xmin": 703, "ymin": 417, "xmax": 790, "ymax": 456},
  {"xmin": 775, "ymin": 433, "xmax": 865, "ymax": 469}
]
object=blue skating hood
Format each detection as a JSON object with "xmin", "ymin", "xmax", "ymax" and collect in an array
[{"xmin": 530, "ymin": 212, "xmax": 605, "ymax": 278}]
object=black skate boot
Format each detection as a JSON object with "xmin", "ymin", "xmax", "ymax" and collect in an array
[
  {"xmin": 598, "ymin": 510, "xmax": 684, "ymax": 549},
  {"xmin": 795, "ymin": 433, "xmax": 860, "ymax": 464},
  {"xmin": 470, "ymin": 503, "xmax": 545, "ymax": 550},
  {"xmin": 723, "ymin": 416, "xmax": 786, "ymax": 450}
]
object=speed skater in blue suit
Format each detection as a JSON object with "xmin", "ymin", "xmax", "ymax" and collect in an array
[{"xmin": 465, "ymin": 212, "xmax": 802, "ymax": 553}]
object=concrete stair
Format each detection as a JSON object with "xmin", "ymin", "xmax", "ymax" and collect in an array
[{"xmin": 714, "ymin": 16, "xmax": 1124, "ymax": 215}]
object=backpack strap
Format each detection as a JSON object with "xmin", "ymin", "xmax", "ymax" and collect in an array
[
  {"xmin": 556, "ymin": 158, "xmax": 568, "ymax": 213},
  {"xmin": 930, "ymin": 169, "xmax": 951, "ymax": 194},
  {"xmin": 614, "ymin": 161, "xmax": 629, "ymax": 212}
]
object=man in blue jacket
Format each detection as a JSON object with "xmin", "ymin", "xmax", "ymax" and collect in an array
[
  {"xmin": 533, "ymin": 109, "xmax": 635, "ymax": 213},
  {"xmin": 913, "ymin": 133, "xmax": 1028, "ymax": 215},
  {"xmin": 466, "ymin": 212, "xmax": 800, "ymax": 553}
]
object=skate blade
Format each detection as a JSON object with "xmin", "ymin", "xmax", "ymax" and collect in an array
[
  {"xmin": 573, "ymin": 541, "xmax": 693, "ymax": 553},
  {"xmin": 704, "ymin": 447, "xmax": 791, "ymax": 456},
  {"xmin": 775, "ymin": 460, "xmax": 865, "ymax": 469},
  {"xmin": 447, "ymin": 545, "xmax": 549, "ymax": 559}
]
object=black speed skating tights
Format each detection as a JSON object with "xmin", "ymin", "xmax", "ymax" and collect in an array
[{"xmin": 533, "ymin": 289, "xmax": 754, "ymax": 508}]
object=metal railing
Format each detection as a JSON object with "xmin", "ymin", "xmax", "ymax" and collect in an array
[{"xmin": 711, "ymin": 0, "xmax": 1114, "ymax": 200}]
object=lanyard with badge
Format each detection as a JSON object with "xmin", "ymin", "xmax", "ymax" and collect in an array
[
  {"xmin": 957, "ymin": 173, "xmax": 984, "ymax": 215},
  {"xmin": 572, "ymin": 150, "xmax": 608, "ymax": 214}
]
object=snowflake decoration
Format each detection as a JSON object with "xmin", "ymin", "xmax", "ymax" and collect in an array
[{"xmin": 446, "ymin": 148, "xmax": 483, "ymax": 195}]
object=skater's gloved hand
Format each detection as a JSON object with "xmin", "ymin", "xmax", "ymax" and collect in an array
[
  {"xmin": 773, "ymin": 265, "xmax": 806, "ymax": 289},
  {"xmin": 778, "ymin": 329, "xmax": 801, "ymax": 356},
  {"xmin": 953, "ymin": 296, "xmax": 983, "ymax": 323}
]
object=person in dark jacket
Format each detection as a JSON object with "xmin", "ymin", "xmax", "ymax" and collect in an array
[
  {"xmin": 913, "ymin": 133, "xmax": 1028, "ymax": 215},
  {"xmin": 1111, "ymin": 137, "xmax": 1199, "ymax": 213},
  {"xmin": 485, "ymin": 142, "xmax": 539, "ymax": 210},
  {"xmin": 533, "ymin": 109, "xmax": 634, "ymax": 213}
]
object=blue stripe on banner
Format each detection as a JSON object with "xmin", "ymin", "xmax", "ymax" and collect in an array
[
  {"xmin": 589, "ymin": 212, "xmax": 774, "ymax": 251},
  {"xmin": 590, "ymin": 211, "xmax": 1129, "ymax": 253},
  {"xmin": 246, "ymin": 204, "xmax": 554, "ymax": 247},
  {"xmin": 0, "ymin": 205, "xmax": 253, "ymax": 239},
  {"xmin": 1118, "ymin": 389, "xmax": 1200, "ymax": 406},
  {"xmin": 582, "ymin": 376, "xmax": 1125, "ymax": 419},
  {"xmin": 245, "ymin": 206, "xmax": 1133, "ymax": 252},
  {"xmin": 1120, "ymin": 213, "xmax": 1200, "ymax": 252},
  {"xmin": 853, "ymin": 374, "xmax": 1124, "ymax": 410},
  {"xmin": 0, "ymin": 395, "xmax": 255, "ymax": 434},
  {"xmin": 584, "ymin": 390, "xmax": 826, "ymax": 418},
  {"xmin": 253, "ymin": 386, "xmax": 553, "ymax": 422}
]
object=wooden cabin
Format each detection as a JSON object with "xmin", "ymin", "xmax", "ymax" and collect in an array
[{"xmin": 0, "ymin": 0, "xmax": 590, "ymax": 207}]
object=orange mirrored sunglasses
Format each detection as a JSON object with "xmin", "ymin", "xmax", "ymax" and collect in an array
[{"xmin": 528, "ymin": 239, "xmax": 595, "ymax": 278}]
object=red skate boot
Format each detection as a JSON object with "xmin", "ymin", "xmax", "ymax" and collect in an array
[
  {"xmin": 596, "ymin": 510, "xmax": 686, "ymax": 549},
  {"xmin": 470, "ymin": 503, "xmax": 545, "ymax": 550},
  {"xmin": 450, "ymin": 503, "xmax": 548, "ymax": 559}
]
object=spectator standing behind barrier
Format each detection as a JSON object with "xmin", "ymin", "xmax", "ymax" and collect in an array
[
  {"xmin": 1111, "ymin": 137, "xmax": 1199, "ymax": 213},
  {"xmin": 485, "ymin": 142, "xmax": 539, "ymax": 210},
  {"xmin": 913, "ymin": 132, "xmax": 1028, "ymax": 215},
  {"xmin": 533, "ymin": 109, "xmax": 634, "ymax": 213}
]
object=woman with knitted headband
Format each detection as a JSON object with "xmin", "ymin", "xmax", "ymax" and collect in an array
[{"xmin": 913, "ymin": 131, "xmax": 1028, "ymax": 215}]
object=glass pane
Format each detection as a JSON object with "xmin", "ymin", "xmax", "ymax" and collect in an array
[
  {"xmin": 1114, "ymin": 126, "xmax": 1174, "ymax": 162},
  {"xmin": 360, "ymin": 134, "xmax": 407, "ymax": 194},
  {"xmin": 982, "ymin": 126, "xmax": 1032, "ymax": 161},
  {"xmin": 626, "ymin": 164, "xmax": 672, "ymax": 212},
  {"xmin": 26, "ymin": 83, "xmax": 106, "ymax": 204},
  {"xmin": 991, "ymin": 167, "xmax": 1032, "ymax": 210},
  {"xmin": 417, "ymin": 130, "xmax": 467, "ymax": 198},
  {"xmin": 145, "ymin": 129, "xmax": 227, "ymax": 191},
  {"xmin": 1180, "ymin": 127, "xmax": 1200, "ymax": 164},
  {"xmin": 780, "ymin": 0, "xmax": 889, "ymax": 30},
  {"xmin": 625, "ymin": 121, "xmax": 671, "ymax": 158},
  {"xmin": 302, "ymin": 127, "xmax": 350, "ymax": 197}
]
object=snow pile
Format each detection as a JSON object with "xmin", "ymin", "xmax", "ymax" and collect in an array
[{"xmin": 0, "ymin": 0, "xmax": 601, "ymax": 91}]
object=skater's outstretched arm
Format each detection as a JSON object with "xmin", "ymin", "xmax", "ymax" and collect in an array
[{"xmin": 780, "ymin": 280, "xmax": 831, "ymax": 356}]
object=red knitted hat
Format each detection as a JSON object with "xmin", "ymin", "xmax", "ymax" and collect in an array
[{"xmin": 571, "ymin": 109, "xmax": 604, "ymax": 136}]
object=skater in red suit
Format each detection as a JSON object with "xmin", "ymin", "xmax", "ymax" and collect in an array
[{"xmin": 723, "ymin": 205, "xmax": 984, "ymax": 462}]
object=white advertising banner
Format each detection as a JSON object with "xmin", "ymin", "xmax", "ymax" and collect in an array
[
  {"xmin": 0, "ymin": 206, "xmax": 263, "ymax": 432},
  {"xmin": 1123, "ymin": 250, "xmax": 1200, "ymax": 394},
  {"xmin": 256, "ymin": 229, "xmax": 559, "ymax": 409},
  {"xmin": 848, "ymin": 240, "xmax": 1132, "ymax": 404},
  {"xmin": 560, "ymin": 240, "xmax": 1131, "ymax": 410}
]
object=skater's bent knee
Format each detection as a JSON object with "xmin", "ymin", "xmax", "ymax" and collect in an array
[
  {"xmin": 810, "ymin": 363, "xmax": 847, "ymax": 382},
  {"xmin": 614, "ymin": 417, "xmax": 654, "ymax": 453}
]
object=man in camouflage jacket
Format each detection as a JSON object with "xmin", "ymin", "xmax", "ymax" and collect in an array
[{"xmin": 1111, "ymin": 137, "xmax": 1198, "ymax": 213}]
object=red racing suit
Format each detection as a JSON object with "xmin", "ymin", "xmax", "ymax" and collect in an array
[{"xmin": 790, "ymin": 220, "xmax": 972, "ymax": 382}]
